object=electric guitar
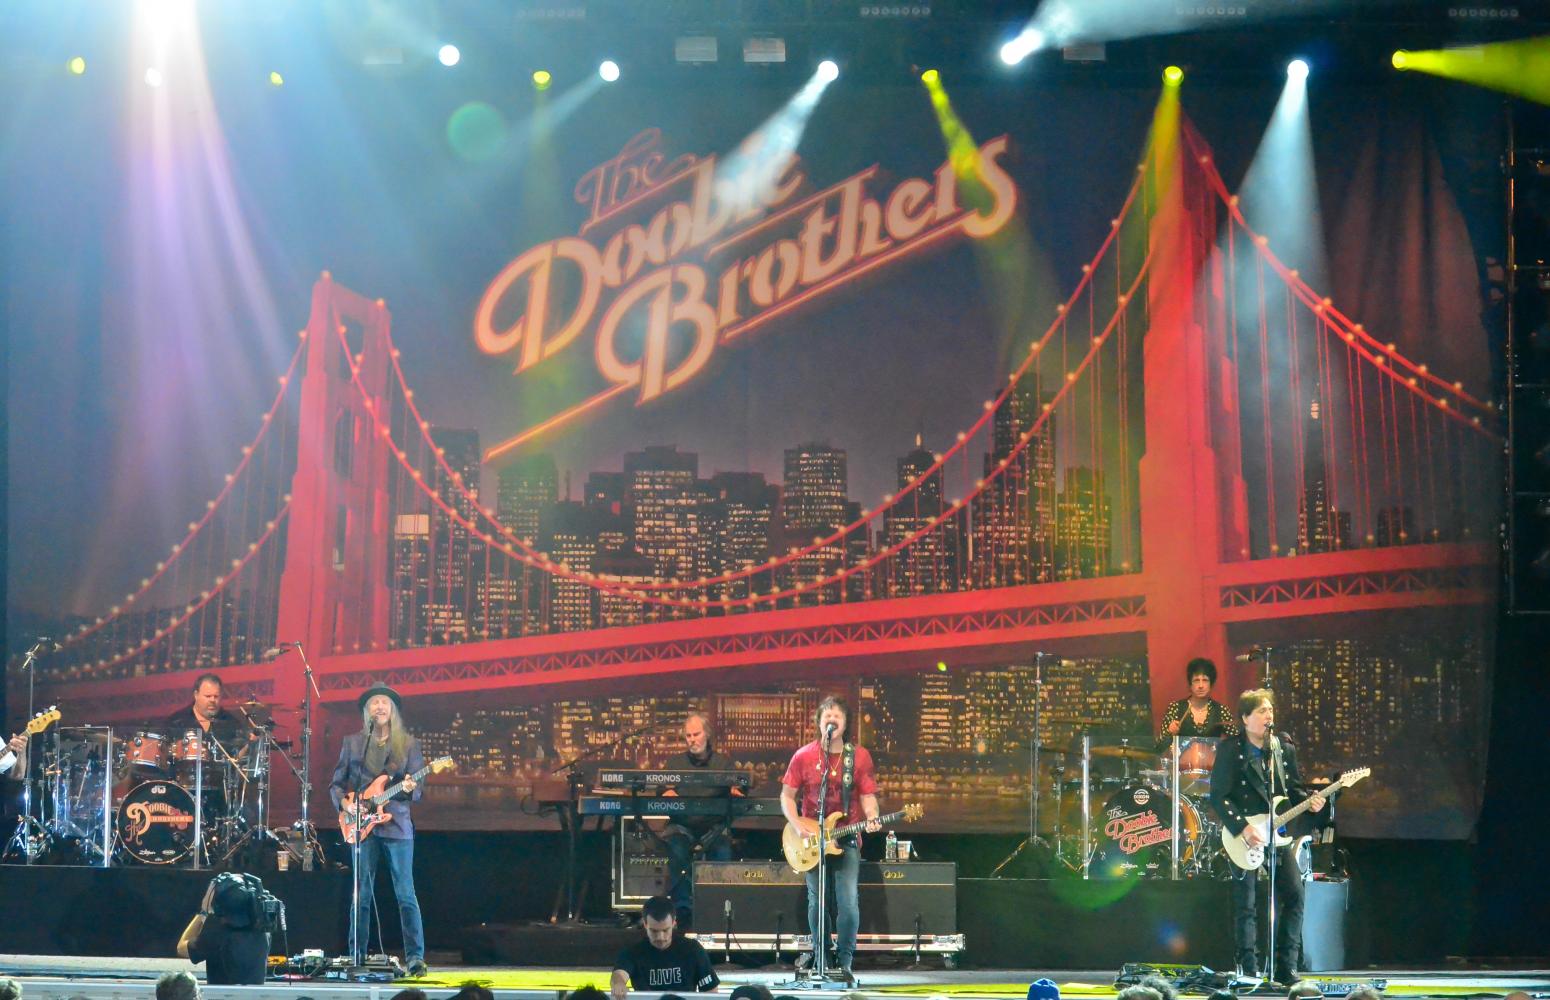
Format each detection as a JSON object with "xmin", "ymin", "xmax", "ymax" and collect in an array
[
  {"xmin": 1222, "ymin": 766, "xmax": 1370, "ymax": 871},
  {"xmin": 783, "ymin": 803, "xmax": 924, "ymax": 873},
  {"xmin": 0, "ymin": 707, "xmax": 61, "ymax": 775},
  {"xmin": 339, "ymin": 756, "xmax": 454, "ymax": 843}
]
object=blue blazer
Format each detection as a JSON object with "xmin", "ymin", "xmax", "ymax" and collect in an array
[{"xmin": 329, "ymin": 731, "xmax": 424, "ymax": 840}]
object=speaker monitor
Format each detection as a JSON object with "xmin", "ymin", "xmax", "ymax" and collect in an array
[{"xmin": 693, "ymin": 861, "xmax": 956, "ymax": 936}]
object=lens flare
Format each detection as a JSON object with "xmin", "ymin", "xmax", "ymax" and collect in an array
[
  {"xmin": 532, "ymin": 69, "xmax": 552, "ymax": 91},
  {"xmin": 68, "ymin": 56, "xmax": 86, "ymax": 75},
  {"xmin": 1391, "ymin": 50, "xmax": 1409, "ymax": 70},
  {"xmin": 1163, "ymin": 65, "xmax": 1184, "ymax": 85},
  {"xmin": 921, "ymin": 68, "xmax": 939, "ymax": 84},
  {"xmin": 1288, "ymin": 58, "xmax": 1309, "ymax": 80},
  {"xmin": 438, "ymin": 44, "xmax": 461, "ymax": 67},
  {"xmin": 599, "ymin": 60, "xmax": 620, "ymax": 82},
  {"xmin": 817, "ymin": 59, "xmax": 839, "ymax": 82},
  {"xmin": 268, "ymin": 70, "xmax": 284, "ymax": 87}
]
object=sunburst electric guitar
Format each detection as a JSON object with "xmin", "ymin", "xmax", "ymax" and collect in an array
[
  {"xmin": 1222, "ymin": 766, "xmax": 1370, "ymax": 871},
  {"xmin": 0, "ymin": 707, "xmax": 61, "ymax": 775},
  {"xmin": 783, "ymin": 803, "xmax": 924, "ymax": 873},
  {"xmin": 339, "ymin": 756, "xmax": 455, "ymax": 843}
]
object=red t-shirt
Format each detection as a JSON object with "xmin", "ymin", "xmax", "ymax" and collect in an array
[{"xmin": 781, "ymin": 740, "xmax": 878, "ymax": 827}]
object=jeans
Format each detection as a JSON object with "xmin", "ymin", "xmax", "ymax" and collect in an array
[
  {"xmin": 353, "ymin": 834, "xmax": 425, "ymax": 963},
  {"xmin": 665, "ymin": 828, "xmax": 733, "ymax": 927},
  {"xmin": 1230, "ymin": 845, "xmax": 1305, "ymax": 978},
  {"xmin": 804, "ymin": 840, "xmax": 861, "ymax": 967}
]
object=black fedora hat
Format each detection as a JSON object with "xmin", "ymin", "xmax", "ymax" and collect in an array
[{"xmin": 357, "ymin": 682, "xmax": 403, "ymax": 712}]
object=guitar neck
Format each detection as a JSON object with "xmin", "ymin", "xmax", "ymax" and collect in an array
[
  {"xmin": 370, "ymin": 762, "xmax": 435, "ymax": 807},
  {"xmin": 1272, "ymin": 773, "xmax": 1360, "ymax": 828},
  {"xmin": 831, "ymin": 807, "xmax": 911, "ymax": 840}
]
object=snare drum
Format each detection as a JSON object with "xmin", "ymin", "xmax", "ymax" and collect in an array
[{"xmin": 124, "ymin": 731, "xmax": 167, "ymax": 773}]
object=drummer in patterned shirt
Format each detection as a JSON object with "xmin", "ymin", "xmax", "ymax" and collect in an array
[{"xmin": 1154, "ymin": 658, "xmax": 1240, "ymax": 752}]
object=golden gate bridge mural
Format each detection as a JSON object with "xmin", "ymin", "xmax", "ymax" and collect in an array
[{"xmin": 14, "ymin": 117, "xmax": 1497, "ymax": 834}]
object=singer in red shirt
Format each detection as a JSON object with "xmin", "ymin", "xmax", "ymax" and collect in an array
[{"xmin": 779, "ymin": 695, "xmax": 879, "ymax": 984}]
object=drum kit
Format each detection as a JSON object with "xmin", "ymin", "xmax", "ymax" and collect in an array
[
  {"xmin": 1045, "ymin": 731, "xmax": 1227, "ymax": 879},
  {"xmin": 4, "ymin": 702, "xmax": 303, "ymax": 868}
]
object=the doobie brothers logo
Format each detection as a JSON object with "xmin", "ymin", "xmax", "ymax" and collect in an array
[{"xmin": 475, "ymin": 128, "xmax": 1017, "ymax": 460}]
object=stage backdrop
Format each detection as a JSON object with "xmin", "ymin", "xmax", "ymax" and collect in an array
[{"xmin": 5, "ymin": 39, "xmax": 1499, "ymax": 843}]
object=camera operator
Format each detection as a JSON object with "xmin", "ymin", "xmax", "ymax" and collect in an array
[{"xmin": 177, "ymin": 874, "xmax": 270, "ymax": 985}]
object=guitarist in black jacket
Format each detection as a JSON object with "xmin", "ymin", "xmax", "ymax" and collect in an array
[{"xmin": 1208, "ymin": 689, "xmax": 1326, "ymax": 985}]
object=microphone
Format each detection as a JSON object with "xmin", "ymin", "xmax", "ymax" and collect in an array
[
  {"xmin": 1235, "ymin": 646, "xmax": 1265, "ymax": 662},
  {"xmin": 1034, "ymin": 652, "xmax": 1077, "ymax": 667},
  {"xmin": 260, "ymin": 646, "xmax": 292, "ymax": 661},
  {"xmin": 824, "ymin": 722, "xmax": 837, "ymax": 734}
]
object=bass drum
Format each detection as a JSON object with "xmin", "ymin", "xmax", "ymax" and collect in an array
[
  {"xmin": 117, "ymin": 781, "xmax": 196, "ymax": 864},
  {"xmin": 1090, "ymin": 783, "xmax": 1201, "ymax": 879}
]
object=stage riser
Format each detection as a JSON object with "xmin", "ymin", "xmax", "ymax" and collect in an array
[{"xmin": 0, "ymin": 865, "xmax": 350, "ymax": 957}]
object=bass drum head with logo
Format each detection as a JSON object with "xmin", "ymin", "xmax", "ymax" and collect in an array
[
  {"xmin": 117, "ymin": 781, "xmax": 196, "ymax": 864},
  {"xmin": 1090, "ymin": 782, "xmax": 1201, "ymax": 879}
]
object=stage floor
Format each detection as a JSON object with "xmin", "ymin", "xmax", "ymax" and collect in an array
[{"xmin": 2, "ymin": 955, "xmax": 1546, "ymax": 1000}]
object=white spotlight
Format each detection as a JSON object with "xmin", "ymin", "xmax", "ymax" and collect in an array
[
  {"xmin": 1287, "ymin": 58, "xmax": 1309, "ymax": 80},
  {"xmin": 438, "ymin": 44, "xmax": 461, "ymax": 67},
  {"xmin": 817, "ymin": 59, "xmax": 839, "ymax": 82},
  {"xmin": 599, "ymin": 59, "xmax": 620, "ymax": 82},
  {"xmin": 999, "ymin": 27, "xmax": 1044, "ymax": 66}
]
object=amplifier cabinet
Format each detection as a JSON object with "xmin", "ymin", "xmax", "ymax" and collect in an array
[
  {"xmin": 612, "ymin": 819, "xmax": 670, "ymax": 909},
  {"xmin": 693, "ymin": 861, "xmax": 957, "ymax": 936}
]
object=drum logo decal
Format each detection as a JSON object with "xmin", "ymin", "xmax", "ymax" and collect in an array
[
  {"xmin": 1103, "ymin": 808, "xmax": 1173, "ymax": 854},
  {"xmin": 124, "ymin": 801, "xmax": 194, "ymax": 842}
]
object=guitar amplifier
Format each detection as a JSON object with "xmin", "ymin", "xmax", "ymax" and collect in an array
[
  {"xmin": 693, "ymin": 861, "xmax": 957, "ymax": 936},
  {"xmin": 612, "ymin": 819, "xmax": 670, "ymax": 910}
]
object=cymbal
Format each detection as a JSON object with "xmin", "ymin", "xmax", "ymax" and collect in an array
[
  {"xmin": 234, "ymin": 700, "xmax": 274, "ymax": 724},
  {"xmin": 1090, "ymin": 745, "xmax": 1155, "ymax": 761},
  {"xmin": 1069, "ymin": 718, "xmax": 1111, "ymax": 727}
]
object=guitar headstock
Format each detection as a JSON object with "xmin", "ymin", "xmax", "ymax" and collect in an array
[
  {"xmin": 1339, "ymin": 766, "xmax": 1371, "ymax": 787},
  {"xmin": 903, "ymin": 802, "xmax": 924, "ymax": 822},
  {"xmin": 429, "ymin": 756, "xmax": 456, "ymax": 775},
  {"xmin": 26, "ymin": 707, "xmax": 61, "ymax": 736}
]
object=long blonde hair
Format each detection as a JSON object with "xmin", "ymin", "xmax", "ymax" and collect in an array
[{"xmin": 361, "ymin": 698, "xmax": 411, "ymax": 767}]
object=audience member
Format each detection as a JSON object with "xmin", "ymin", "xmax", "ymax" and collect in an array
[
  {"xmin": 1287, "ymin": 982, "xmax": 1322, "ymax": 1000},
  {"xmin": 1117, "ymin": 987, "xmax": 1163, "ymax": 1000},
  {"xmin": 1344, "ymin": 988, "xmax": 1382, "ymax": 1000},
  {"xmin": 155, "ymin": 971, "xmax": 199, "ymax": 1000},
  {"xmin": 730, "ymin": 986, "xmax": 775, "ymax": 1000},
  {"xmin": 0, "ymin": 978, "xmax": 21, "ymax": 1000},
  {"xmin": 388, "ymin": 990, "xmax": 429, "ymax": 1000},
  {"xmin": 447, "ymin": 987, "xmax": 494, "ymax": 1000},
  {"xmin": 1140, "ymin": 975, "xmax": 1179, "ymax": 1000},
  {"xmin": 567, "ymin": 988, "xmax": 610, "ymax": 1000},
  {"xmin": 610, "ymin": 895, "xmax": 718, "ymax": 1000},
  {"xmin": 1028, "ymin": 980, "xmax": 1061, "ymax": 1000}
]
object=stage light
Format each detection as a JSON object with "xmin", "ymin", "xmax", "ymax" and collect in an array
[
  {"xmin": 817, "ymin": 59, "xmax": 839, "ymax": 82},
  {"xmin": 438, "ymin": 44, "xmax": 460, "ymax": 67},
  {"xmin": 1000, "ymin": 27, "xmax": 1044, "ymax": 66},
  {"xmin": 1163, "ymin": 65, "xmax": 1184, "ymax": 85},
  {"xmin": 1391, "ymin": 49, "xmax": 1409, "ymax": 70},
  {"xmin": 1288, "ymin": 58, "xmax": 1309, "ymax": 80},
  {"xmin": 599, "ymin": 59, "xmax": 620, "ymax": 82},
  {"xmin": 532, "ymin": 69, "xmax": 552, "ymax": 90},
  {"xmin": 921, "ymin": 68, "xmax": 939, "ymax": 84},
  {"xmin": 936, "ymin": 661, "xmax": 948, "ymax": 672},
  {"xmin": 144, "ymin": 67, "xmax": 163, "ymax": 88},
  {"xmin": 68, "ymin": 56, "xmax": 86, "ymax": 75},
  {"xmin": 268, "ymin": 70, "xmax": 283, "ymax": 87}
]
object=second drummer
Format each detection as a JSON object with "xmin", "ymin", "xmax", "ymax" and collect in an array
[{"xmin": 1155, "ymin": 658, "xmax": 1240, "ymax": 751}]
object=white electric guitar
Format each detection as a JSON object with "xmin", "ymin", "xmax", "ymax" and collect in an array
[{"xmin": 1222, "ymin": 766, "xmax": 1370, "ymax": 871}]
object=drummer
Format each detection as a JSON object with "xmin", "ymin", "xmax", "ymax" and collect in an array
[
  {"xmin": 164, "ymin": 673, "xmax": 255, "ymax": 771},
  {"xmin": 1155, "ymin": 658, "xmax": 1240, "ymax": 751}
]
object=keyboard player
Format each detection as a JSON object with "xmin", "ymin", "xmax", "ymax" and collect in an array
[{"xmin": 661, "ymin": 712, "xmax": 738, "ymax": 927}]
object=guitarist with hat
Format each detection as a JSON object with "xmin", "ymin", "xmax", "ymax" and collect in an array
[
  {"xmin": 1208, "ymin": 689, "xmax": 1327, "ymax": 986},
  {"xmin": 330, "ymin": 681, "xmax": 428, "ymax": 978}
]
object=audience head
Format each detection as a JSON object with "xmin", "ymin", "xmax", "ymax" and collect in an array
[
  {"xmin": 0, "ymin": 978, "xmax": 21, "ymax": 1000},
  {"xmin": 1027, "ymin": 979, "xmax": 1061, "ymax": 1000},
  {"xmin": 730, "ymin": 987, "xmax": 775, "ymax": 1000},
  {"xmin": 1140, "ymin": 976, "xmax": 1179, "ymax": 1000},
  {"xmin": 388, "ymin": 990, "xmax": 428, "ymax": 1000},
  {"xmin": 155, "ymin": 971, "xmax": 199, "ymax": 1000},
  {"xmin": 1287, "ymin": 983, "xmax": 1322, "ymax": 1000},
  {"xmin": 1344, "ymin": 988, "xmax": 1381, "ymax": 1000},
  {"xmin": 1117, "ymin": 988, "xmax": 1163, "ymax": 1000},
  {"xmin": 565, "ymin": 988, "xmax": 610, "ymax": 1000},
  {"xmin": 446, "ymin": 987, "xmax": 494, "ymax": 1000}
]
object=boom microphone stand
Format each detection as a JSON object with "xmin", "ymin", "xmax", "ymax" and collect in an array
[{"xmin": 990, "ymin": 653, "xmax": 1059, "ymax": 877}]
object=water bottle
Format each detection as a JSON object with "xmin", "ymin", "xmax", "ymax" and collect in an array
[{"xmin": 886, "ymin": 830, "xmax": 898, "ymax": 862}]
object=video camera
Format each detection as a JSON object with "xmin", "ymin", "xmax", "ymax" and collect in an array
[{"xmin": 208, "ymin": 871, "xmax": 286, "ymax": 935}]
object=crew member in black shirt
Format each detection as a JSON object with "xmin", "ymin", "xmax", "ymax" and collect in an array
[
  {"xmin": 660, "ymin": 712, "xmax": 737, "ymax": 926},
  {"xmin": 177, "ymin": 874, "xmax": 270, "ymax": 985},
  {"xmin": 611, "ymin": 895, "xmax": 718, "ymax": 1000}
]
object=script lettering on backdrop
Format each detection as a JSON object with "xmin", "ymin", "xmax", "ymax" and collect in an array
[{"xmin": 475, "ymin": 127, "xmax": 1018, "ymax": 460}]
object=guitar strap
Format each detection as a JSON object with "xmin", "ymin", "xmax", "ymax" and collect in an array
[{"xmin": 840, "ymin": 742, "xmax": 856, "ymax": 842}]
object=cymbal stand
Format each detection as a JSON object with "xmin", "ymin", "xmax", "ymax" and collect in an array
[
  {"xmin": 3, "ymin": 641, "xmax": 50, "ymax": 863},
  {"xmin": 990, "ymin": 653, "xmax": 1054, "ymax": 877},
  {"xmin": 1080, "ymin": 731, "xmax": 1092, "ymax": 879}
]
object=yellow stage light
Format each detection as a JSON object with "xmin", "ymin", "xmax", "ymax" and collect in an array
[
  {"xmin": 1164, "ymin": 65, "xmax": 1184, "ymax": 85},
  {"xmin": 532, "ymin": 69, "xmax": 552, "ymax": 91}
]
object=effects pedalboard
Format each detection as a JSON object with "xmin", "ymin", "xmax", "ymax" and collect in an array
[{"xmin": 270, "ymin": 951, "xmax": 405, "ymax": 982}]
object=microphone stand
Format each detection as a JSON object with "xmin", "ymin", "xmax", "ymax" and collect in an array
[
  {"xmin": 810, "ymin": 730, "xmax": 834, "ymax": 985},
  {"xmin": 1264, "ymin": 729, "xmax": 1287, "ymax": 988},
  {"xmin": 990, "ymin": 653, "xmax": 1052, "ymax": 877},
  {"xmin": 295, "ymin": 643, "xmax": 319, "ymax": 843},
  {"xmin": 349, "ymin": 766, "xmax": 369, "ymax": 970}
]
